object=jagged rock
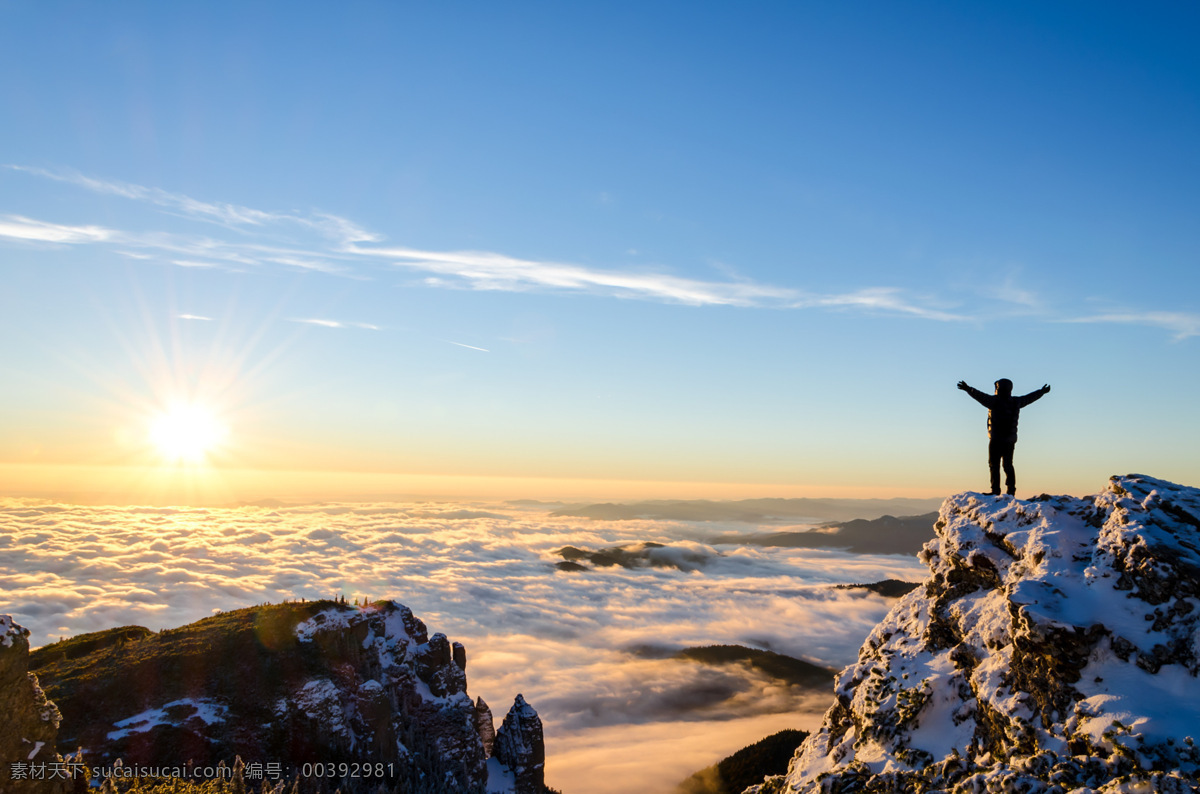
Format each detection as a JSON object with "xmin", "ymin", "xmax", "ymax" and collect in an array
[
  {"xmin": 413, "ymin": 630, "xmax": 468, "ymax": 698},
  {"xmin": 493, "ymin": 694, "xmax": 546, "ymax": 794},
  {"xmin": 475, "ymin": 697, "xmax": 496, "ymax": 757},
  {"xmin": 750, "ymin": 475, "xmax": 1200, "ymax": 793},
  {"xmin": 0, "ymin": 615, "xmax": 74, "ymax": 794},
  {"xmin": 32, "ymin": 599, "xmax": 539, "ymax": 793}
]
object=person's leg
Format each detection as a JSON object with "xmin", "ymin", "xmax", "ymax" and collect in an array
[
  {"xmin": 988, "ymin": 438, "xmax": 1001, "ymax": 495},
  {"xmin": 1003, "ymin": 441, "xmax": 1016, "ymax": 495}
]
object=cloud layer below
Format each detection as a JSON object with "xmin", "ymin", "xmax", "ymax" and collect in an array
[{"xmin": 1, "ymin": 497, "xmax": 926, "ymax": 793}]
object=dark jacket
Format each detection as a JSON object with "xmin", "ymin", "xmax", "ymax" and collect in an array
[{"xmin": 962, "ymin": 384, "xmax": 1048, "ymax": 444}]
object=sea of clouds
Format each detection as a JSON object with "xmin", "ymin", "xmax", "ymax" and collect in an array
[{"xmin": 0, "ymin": 498, "xmax": 927, "ymax": 793}]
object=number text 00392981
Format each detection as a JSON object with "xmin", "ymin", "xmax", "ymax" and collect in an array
[{"xmin": 298, "ymin": 763, "xmax": 395, "ymax": 779}]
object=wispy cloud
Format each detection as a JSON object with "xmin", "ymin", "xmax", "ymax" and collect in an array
[
  {"xmin": 17, "ymin": 165, "xmax": 1196, "ymax": 338},
  {"xmin": 258, "ymin": 253, "xmax": 349, "ymax": 275},
  {"xmin": 177, "ymin": 314, "xmax": 213, "ymax": 321},
  {"xmin": 802, "ymin": 287, "xmax": 966, "ymax": 321},
  {"xmin": 347, "ymin": 242, "xmax": 962, "ymax": 320},
  {"xmin": 443, "ymin": 340, "xmax": 490, "ymax": 353},
  {"xmin": 170, "ymin": 259, "xmax": 224, "ymax": 269},
  {"xmin": 983, "ymin": 274, "xmax": 1041, "ymax": 310},
  {"xmin": 5, "ymin": 165, "xmax": 379, "ymax": 244},
  {"xmin": 1063, "ymin": 311, "xmax": 1200, "ymax": 341},
  {"xmin": 0, "ymin": 166, "xmax": 969, "ymax": 321},
  {"xmin": 349, "ymin": 243, "xmax": 800, "ymax": 307},
  {"xmin": 0, "ymin": 214, "xmax": 113, "ymax": 244},
  {"xmin": 289, "ymin": 318, "xmax": 381, "ymax": 330}
]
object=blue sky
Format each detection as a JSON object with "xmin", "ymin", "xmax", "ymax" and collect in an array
[{"xmin": 2, "ymin": 1, "xmax": 1198, "ymax": 500}]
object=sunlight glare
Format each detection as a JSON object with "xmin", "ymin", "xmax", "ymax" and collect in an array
[{"xmin": 149, "ymin": 404, "xmax": 228, "ymax": 463}]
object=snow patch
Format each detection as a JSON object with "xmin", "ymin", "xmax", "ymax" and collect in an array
[
  {"xmin": 107, "ymin": 698, "xmax": 228, "ymax": 741},
  {"xmin": 1, "ymin": 614, "xmax": 26, "ymax": 647},
  {"xmin": 294, "ymin": 606, "xmax": 354, "ymax": 641},
  {"xmin": 294, "ymin": 678, "xmax": 352, "ymax": 740},
  {"xmin": 485, "ymin": 756, "xmax": 517, "ymax": 793}
]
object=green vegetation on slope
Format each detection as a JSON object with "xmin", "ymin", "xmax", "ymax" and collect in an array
[
  {"xmin": 676, "ymin": 729, "xmax": 809, "ymax": 794},
  {"xmin": 30, "ymin": 626, "xmax": 154, "ymax": 670},
  {"xmin": 30, "ymin": 600, "xmax": 347, "ymax": 753}
]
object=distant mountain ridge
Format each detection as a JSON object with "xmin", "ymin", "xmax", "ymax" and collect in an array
[
  {"xmin": 746, "ymin": 475, "xmax": 1200, "ymax": 793},
  {"xmin": 549, "ymin": 497, "xmax": 943, "ymax": 524},
  {"xmin": 552, "ymin": 514, "xmax": 941, "ymax": 568},
  {"xmin": 708, "ymin": 513, "xmax": 940, "ymax": 556},
  {"xmin": 674, "ymin": 645, "xmax": 836, "ymax": 689}
]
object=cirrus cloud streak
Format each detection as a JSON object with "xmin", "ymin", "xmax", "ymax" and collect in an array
[
  {"xmin": 4, "ymin": 165, "xmax": 967, "ymax": 321},
  {"xmin": 5, "ymin": 165, "xmax": 1193, "ymax": 339}
]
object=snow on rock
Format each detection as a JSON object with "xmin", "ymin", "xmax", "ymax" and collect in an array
[
  {"xmin": 2, "ymin": 614, "xmax": 24, "ymax": 648},
  {"xmin": 486, "ymin": 756, "xmax": 518, "ymax": 794},
  {"xmin": 493, "ymin": 694, "xmax": 546, "ymax": 794},
  {"xmin": 107, "ymin": 698, "xmax": 228, "ymax": 741},
  {"xmin": 280, "ymin": 599, "xmax": 526, "ymax": 791},
  {"xmin": 290, "ymin": 602, "xmax": 550, "ymax": 791},
  {"xmin": 28, "ymin": 599, "xmax": 548, "ymax": 793},
  {"xmin": 291, "ymin": 678, "xmax": 353, "ymax": 742},
  {"xmin": 0, "ymin": 615, "xmax": 72, "ymax": 794},
  {"xmin": 751, "ymin": 475, "xmax": 1200, "ymax": 793}
]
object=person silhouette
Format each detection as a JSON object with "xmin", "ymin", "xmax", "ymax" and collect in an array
[{"xmin": 957, "ymin": 378, "xmax": 1050, "ymax": 496}]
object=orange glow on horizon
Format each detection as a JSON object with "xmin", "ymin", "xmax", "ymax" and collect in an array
[{"xmin": 1, "ymin": 461, "xmax": 954, "ymax": 506}]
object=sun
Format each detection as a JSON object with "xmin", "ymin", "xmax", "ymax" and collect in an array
[{"xmin": 149, "ymin": 403, "xmax": 228, "ymax": 463}]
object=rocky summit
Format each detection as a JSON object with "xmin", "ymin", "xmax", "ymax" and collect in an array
[
  {"xmin": 490, "ymin": 695, "xmax": 546, "ymax": 794},
  {"xmin": 23, "ymin": 599, "xmax": 549, "ymax": 794},
  {"xmin": 1, "ymin": 615, "xmax": 73, "ymax": 794},
  {"xmin": 750, "ymin": 474, "xmax": 1200, "ymax": 794}
]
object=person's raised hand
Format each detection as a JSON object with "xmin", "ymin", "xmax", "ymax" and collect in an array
[
  {"xmin": 957, "ymin": 380, "xmax": 968, "ymax": 391},
  {"xmin": 1042, "ymin": 384, "xmax": 1051, "ymax": 394}
]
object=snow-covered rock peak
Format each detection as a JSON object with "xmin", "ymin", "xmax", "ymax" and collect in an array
[
  {"xmin": 0, "ymin": 615, "xmax": 71, "ymax": 794},
  {"xmin": 756, "ymin": 475, "xmax": 1200, "ymax": 793},
  {"xmin": 2, "ymin": 614, "xmax": 28, "ymax": 648},
  {"xmin": 494, "ymin": 694, "xmax": 546, "ymax": 794},
  {"xmin": 29, "ymin": 599, "xmax": 550, "ymax": 794}
]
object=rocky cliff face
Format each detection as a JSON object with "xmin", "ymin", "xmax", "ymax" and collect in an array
[
  {"xmin": 0, "ymin": 615, "xmax": 73, "ymax": 794},
  {"xmin": 752, "ymin": 475, "xmax": 1200, "ymax": 793},
  {"xmin": 493, "ymin": 695, "xmax": 546, "ymax": 794},
  {"xmin": 29, "ymin": 600, "xmax": 548, "ymax": 793}
]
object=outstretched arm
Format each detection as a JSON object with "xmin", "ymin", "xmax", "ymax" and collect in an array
[
  {"xmin": 957, "ymin": 380, "xmax": 993, "ymax": 408},
  {"xmin": 1018, "ymin": 384, "xmax": 1051, "ymax": 407}
]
